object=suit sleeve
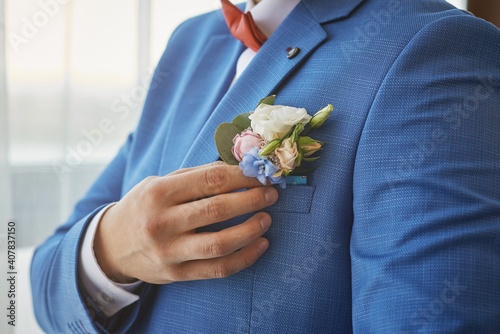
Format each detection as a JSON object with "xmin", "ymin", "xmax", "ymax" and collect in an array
[
  {"xmin": 30, "ymin": 133, "xmax": 143, "ymax": 334},
  {"xmin": 351, "ymin": 15, "xmax": 500, "ymax": 333}
]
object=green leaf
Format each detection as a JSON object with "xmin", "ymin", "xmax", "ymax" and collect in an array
[
  {"xmin": 279, "ymin": 126, "xmax": 295, "ymax": 140},
  {"xmin": 302, "ymin": 156, "xmax": 321, "ymax": 162},
  {"xmin": 214, "ymin": 123, "xmax": 242, "ymax": 165},
  {"xmin": 231, "ymin": 113, "xmax": 251, "ymax": 130},
  {"xmin": 302, "ymin": 148, "xmax": 324, "ymax": 155},
  {"xmin": 296, "ymin": 150, "xmax": 303, "ymax": 167},
  {"xmin": 297, "ymin": 136, "xmax": 318, "ymax": 145},
  {"xmin": 256, "ymin": 95, "xmax": 276, "ymax": 108},
  {"xmin": 290, "ymin": 123, "xmax": 303, "ymax": 144}
]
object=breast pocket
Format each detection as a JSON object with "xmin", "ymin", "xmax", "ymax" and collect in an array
[
  {"xmin": 197, "ymin": 185, "xmax": 316, "ymax": 234},
  {"xmin": 264, "ymin": 185, "xmax": 316, "ymax": 214}
]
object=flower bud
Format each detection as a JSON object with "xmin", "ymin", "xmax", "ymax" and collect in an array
[
  {"xmin": 298, "ymin": 136, "xmax": 322, "ymax": 156},
  {"xmin": 259, "ymin": 138, "xmax": 281, "ymax": 156},
  {"xmin": 289, "ymin": 123, "xmax": 304, "ymax": 144},
  {"xmin": 309, "ymin": 104, "xmax": 333, "ymax": 129}
]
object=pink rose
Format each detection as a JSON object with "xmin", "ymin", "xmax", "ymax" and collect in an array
[
  {"xmin": 275, "ymin": 138, "xmax": 298, "ymax": 170},
  {"xmin": 232, "ymin": 130, "xmax": 264, "ymax": 162}
]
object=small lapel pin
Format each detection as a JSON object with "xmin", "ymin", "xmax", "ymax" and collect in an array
[{"xmin": 286, "ymin": 47, "xmax": 300, "ymax": 59}]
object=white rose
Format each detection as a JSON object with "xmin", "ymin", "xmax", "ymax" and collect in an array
[{"xmin": 249, "ymin": 104, "xmax": 312, "ymax": 142}]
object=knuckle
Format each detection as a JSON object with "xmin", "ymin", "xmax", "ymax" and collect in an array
[
  {"xmin": 166, "ymin": 266, "xmax": 185, "ymax": 282},
  {"xmin": 209, "ymin": 161, "xmax": 224, "ymax": 168},
  {"xmin": 141, "ymin": 176, "xmax": 163, "ymax": 202},
  {"xmin": 143, "ymin": 175, "xmax": 158, "ymax": 183},
  {"xmin": 204, "ymin": 237, "xmax": 227, "ymax": 257},
  {"xmin": 170, "ymin": 168, "xmax": 186, "ymax": 176},
  {"xmin": 243, "ymin": 253, "xmax": 255, "ymax": 268},
  {"xmin": 213, "ymin": 263, "xmax": 232, "ymax": 279},
  {"xmin": 250, "ymin": 191, "xmax": 265, "ymax": 209},
  {"xmin": 204, "ymin": 167, "xmax": 228, "ymax": 193},
  {"xmin": 206, "ymin": 198, "xmax": 226, "ymax": 221},
  {"xmin": 142, "ymin": 215, "xmax": 162, "ymax": 238}
]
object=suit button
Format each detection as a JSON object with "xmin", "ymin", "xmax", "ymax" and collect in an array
[{"xmin": 287, "ymin": 47, "xmax": 300, "ymax": 59}]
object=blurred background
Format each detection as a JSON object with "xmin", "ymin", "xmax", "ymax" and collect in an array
[
  {"xmin": 0, "ymin": 0, "xmax": 494, "ymax": 333},
  {"xmin": 1, "ymin": 1, "xmax": 222, "ymax": 333}
]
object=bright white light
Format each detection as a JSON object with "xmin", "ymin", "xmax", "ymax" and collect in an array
[
  {"xmin": 151, "ymin": 1, "xmax": 219, "ymax": 65},
  {"xmin": 447, "ymin": 0, "xmax": 467, "ymax": 9}
]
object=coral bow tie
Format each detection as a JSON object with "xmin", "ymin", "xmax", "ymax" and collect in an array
[{"xmin": 220, "ymin": 0, "xmax": 267, "ymax": 52}]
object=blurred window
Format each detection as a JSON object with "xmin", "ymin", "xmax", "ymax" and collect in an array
[
  {"xmin": 3, "ymin": 0, "xmax": 217, "ymax": 248},
  {"xmin": 1, "ymin": 0, "xmax": 467, "ymax": 247}
]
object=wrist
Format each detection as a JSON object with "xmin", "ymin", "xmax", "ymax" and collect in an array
[{"xmin": 94, "ymin": 205, "xmax": 137, "ymax": 284}]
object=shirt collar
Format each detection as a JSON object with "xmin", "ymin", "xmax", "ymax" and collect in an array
[{"xmin": 245, "ymin": 0, "xmax": 301, "ymax": 37}]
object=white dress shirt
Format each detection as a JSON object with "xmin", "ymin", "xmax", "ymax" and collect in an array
[{"xmin": 78, "ymin": 0, "xmax": 301, "ymax": 318}]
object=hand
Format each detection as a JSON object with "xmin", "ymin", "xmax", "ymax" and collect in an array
[{"xmin": 93, "ymin": 162, "xmax": 278, "ymax": 284}]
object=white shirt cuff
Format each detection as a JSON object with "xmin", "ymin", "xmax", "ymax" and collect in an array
[{"xmin": 78, "ymin": 203, "xmax": 143, "ymax": 318}]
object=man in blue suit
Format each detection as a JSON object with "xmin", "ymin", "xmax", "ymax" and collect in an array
[{"xmin": 31, "ymin": 0, "xmax": 500, "ymax": 333}]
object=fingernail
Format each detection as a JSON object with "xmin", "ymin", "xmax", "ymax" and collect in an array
[
  {"xmin": 265, "ymin": 188, "xmax": 278, "ymax": 204},
  {"xmin": 260, "ymin": 214, "xmax": 271, "ymax": 230},
  {"xmin": 257, "ymin": 239, "xmax": 269, "ymax": 255}
]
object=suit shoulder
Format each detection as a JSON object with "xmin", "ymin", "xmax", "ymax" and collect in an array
[
  {"xmin": 418, "ymin": 2, "xmax": 499, "ymax": 36},
  {"xmin": 402, "ymin": 13, "xmax": 500, "ymax": 65},
  {"xmin": 397, "ymin": 0, "xmax": 500, "ymax": 46},
  {"xmin": 353, "ymin": 0, "xmax": 499, "ymax": 43}
]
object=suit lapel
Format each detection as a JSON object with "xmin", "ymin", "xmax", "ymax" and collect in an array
[
  {"xmin": 180, "ymin": 0, "xmax": 365, "ymax": 168},
  {"xmin": 302, "ymin": 0, "xmax": 366, "ymax": 23}
]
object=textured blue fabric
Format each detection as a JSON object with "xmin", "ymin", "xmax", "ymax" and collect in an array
[{"xmin": 31, "ymin": 0, "xmax": 500, "ymax": 333}]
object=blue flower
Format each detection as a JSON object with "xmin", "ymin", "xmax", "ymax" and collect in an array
[
  {"xmin": 268, "ymin": 172, "xmax": 287, "ymax": 189},
  {"xmin": 239, "ymin": 147, "xmax": 286, "ymax": 188}
]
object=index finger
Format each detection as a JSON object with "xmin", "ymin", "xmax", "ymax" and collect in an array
[
  {"xmin": 164, "ymin": 164, "xmax": 269, "ymax": 204},
  {"xmin": 166, "ymin": 161, "xmax": 225, "ymax": 177}
]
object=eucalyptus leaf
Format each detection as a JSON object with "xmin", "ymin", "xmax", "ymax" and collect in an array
[
  {"xmin": 232, "ymin": 113, "xmax": 251, "ymax": 130},
  {"xmin": 256, "ymin": 95, "xmax": 276, "ymax": 108},
  {"xmin": 214, "ymin": 122, "xmax": 243, "ymax": 165}
]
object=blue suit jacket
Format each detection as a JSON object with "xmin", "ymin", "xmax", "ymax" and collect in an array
[{"xmin": 31, "ymin": 0, "xmax": 500, "ymax": 333}]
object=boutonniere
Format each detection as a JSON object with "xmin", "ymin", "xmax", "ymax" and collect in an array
[{"xmin": 215, "ymin": 95, "xmax": 332, "ymax": 188}]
